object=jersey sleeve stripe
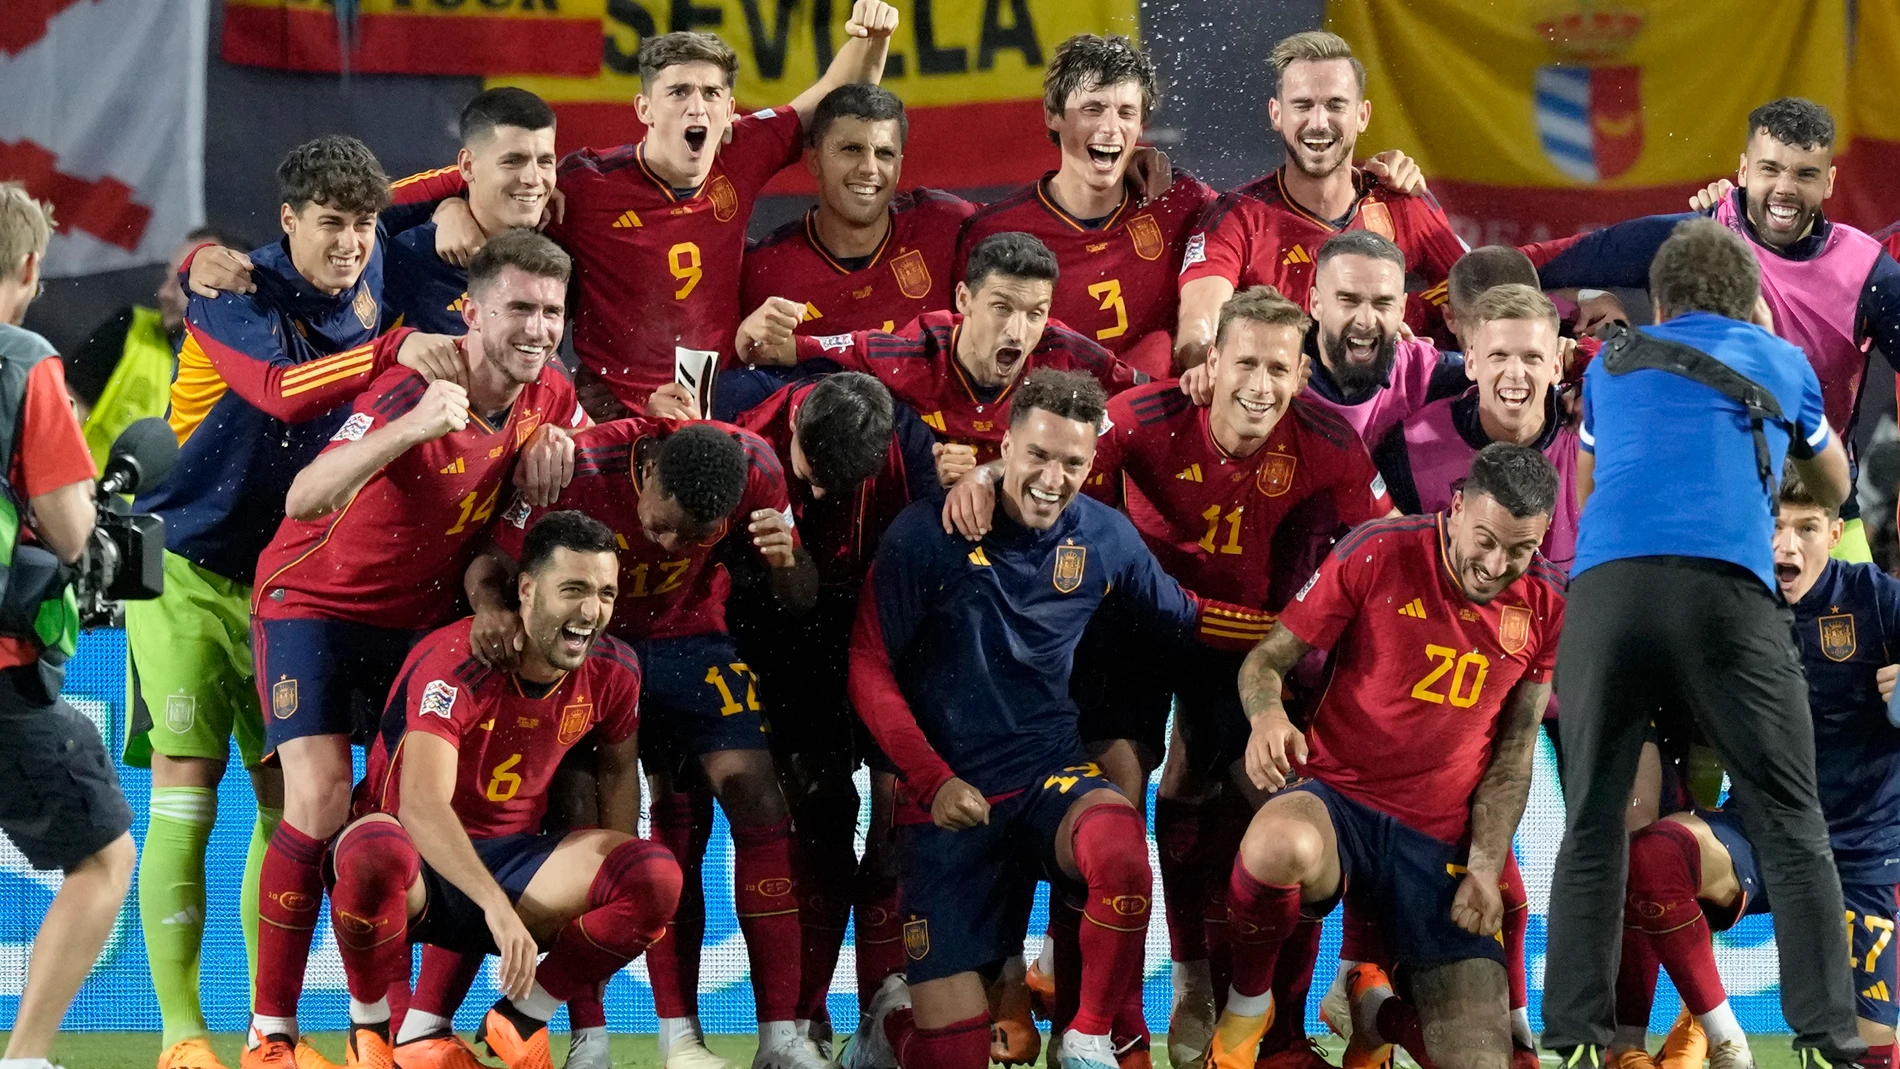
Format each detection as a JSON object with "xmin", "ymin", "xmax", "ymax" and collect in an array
[
  {"xmin": 1332, "ymin": 514, "xmax": 1436, "ymax": 560},
  {"xmin": 279, "ymin": 342, "xmax": 377, "ymax": 386}
]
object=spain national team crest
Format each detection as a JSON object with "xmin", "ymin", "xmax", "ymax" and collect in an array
[
  {"xmin": 1356, "ymin": 202, "xmax": 1397, "ymax": 242},
  {"xmin": 271, "ymin": 678, "xmax": 299, "ymax": 720},
  {"xmin": 558, "ymin": 697, "xmax": 593, "ymax": 746},
  {"xmin": 515, "ymin": 410, "xmax": 542, "ymax": 447},
  {"xmin": 165, "ymin": 693, "xmax": 196, "ymax": 733},
  {"xmin": 708, "ymin": 174, "xmax": 739, "ymax": 222},
  {"xmin": 1052, "ymin": 544, "xmax": 1087, "ymax": 594},
  {"xmin": 1533, "ymin": 9, "xmax": 1646, "ymax": 182},
  {"xmin": 352, "ymin": 286, "xmax": 378, "ymax": 330},
  {"xmin": 1256, "ymin": 451, "xmax": 1297, "ymax": 497},
  {"xmin": 889, "ymin": 248, "xmax": 932, "ymax": 299},
  {"xmin": 1498, "ymin": 605, "xmax": 1533, "ymax": 655},
  {"xmin": 902, "ymin": 918, "xmax": 930, "ymax": 960},
  {"xmin": 1820, "ymin": 613, "xmax": 1858, "ymax": 662},
  {"xmin": 1127, "ymin": 213, "xmax": 1164, "ymax": 262}
]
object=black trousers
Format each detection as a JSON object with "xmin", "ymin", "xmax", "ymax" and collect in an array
[{"xmin": 1541, "ymin": 556, "xmax": 1863, "ymax": 1058}]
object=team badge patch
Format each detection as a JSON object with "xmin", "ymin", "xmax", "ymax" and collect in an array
[
  {"xmin": 708, "ymin": 175, "xmax": 739, "ymax": 222},
  {"xmin": 1127, "ymin": 213, "xmax": 1164, "ymax": 261},
  {"xmin": 558, "ymin": 697, "xmax": 593, "ymax": 746},
  {"xmin": 889, "ymin": 248, "xmax": 932, "ymax": 299},
  {"xmin": 331, "ymin": 412, "xmax": 374, "ymax": 442},
  {"xmin": 903, "ymin": 918, "xmax": 930, "ymax": 960},
  {"xmin": 1820, "ymin": 613, "xmax": 1858, "ymax": 662},
  {"xmin": 420, "ymin": 679, "xmax": 458, "ymax": 719},
  {"xmin": 1256, "ymin": 451, "xmax": 1297, "ymax": 497},
  {"xmin": 503, "ymin": 496, "xmax": 531, "ymax": 529},
  {"xmin": 1358, "ymin": 202, "xmax": 1397, "ymax": 242},
  {"xmin": 1180, "ymin": 232, "xmax": 1206, "ymax": 272},
  {"xmin": 164, "ymin": 693, "xmax": 196, "ymax": 733},
  {"xmin": 1052, "ymin": 544, "xmax": 1087, "ymax": 594},
  {"xmin": 1498, "ymin": 605, "xmax": 1533, "ymax": 655},
  {"xmin": 271, "ymin": 678, "xmax": 299, "ymax": 721},
  {"xmin": 515, "ymin": 410, "xmax": 542, "ymax": 446},
  {"xmin": 352, "ymin": 286, "xmax": 378, "ymax": 329}
]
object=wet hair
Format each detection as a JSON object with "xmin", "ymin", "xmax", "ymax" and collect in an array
[
  {"xmin": 1650, "ymin": 218, "xmax": 1760, "ymax": 322},
  {"xmin": 467, "ymin": 229, "xmax": 571, "ymax": 298},
  {"xmin": 795, "ymin": 373, "xmax": 895, "ymax": 491},
  {"xmin": 1464, "ymin": 443, "xmax": 1559, "ymax": 519},
  {"xmin": 520, "ymin": 510, "xmax": 618, "ymax": 575},
  {"xmin": 637, "ymin": 32, "xmax": 739, "ymax": 95},
  {"xmin": 1779, "ymin": 467, "xmax": 1839, "ymax": 520},
  {"xmin": 278, "ymin": 135, "xmax": 392, "ymax": 217},
  {"xmin": 653, "ymin": 424, "xmax": 749, "ymax": 527},
  {"xmin": 1464, "ymin": 283, "xmax": 1560, "ymax": 334},
  {"xmin": 963, "ymin": 231, "xmax": 1060, "ymax": 291},
  {"xmin": 1215, "ymin": 285, "xmax": 1312, "ymax": 348},
  {"xmin": 807, "ymin": 84, "xmax": 908, "ymax": 149},
  {"xmin": 0, "ymin": 182, "xmax": 53, "ymax": 279},
  {"xmin": 1748, "ymin": 97, "xmax": 1835, "ymax": 152},
  {"xmin": 460, "ymin": 87, "xmax": 556, "ymax": 145},
  {"xmin": 1314, "ymin": 228, "xmax": 1405, "ymax": 277},
  {"xmin": 1042, "ymin": 34, "xmax": 1159, "ymax": 145},
  {"xmin": 1449, "ymin": 246, "xmax": 1540, "ymax": 315},
  {"xmin": 1009, "ymin": 368, "xmax": 1107, "ymax": 429},
  {"xmin": 1270, "ymin": 30, "xmax": 1365, "ymax": 96}
]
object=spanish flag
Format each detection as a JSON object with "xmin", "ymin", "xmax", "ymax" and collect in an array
[{"xmin": 222, "ymin": 0, "xmax": 603, "ymax": 76}]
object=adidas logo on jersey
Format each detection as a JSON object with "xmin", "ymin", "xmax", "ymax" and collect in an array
[
  {"xmin": 439, "ymin": 457, "xmax": 466, "ymax": 475},
  {"xmin": 802, "ymin": 301, "xmax": 823, "ymax": 321},
  {"xmin": 1176, "ymin": 464, "xmax": 1203, "ymax": 482},
  {"xmin": 1398, "ymin": 598, "xmax": 1427, "ymax": 619},
  {"xmin": 612, "ymin": 210, "xmax": 642, "ymax": 228},
  {"xmin": 968, "ymin": 547, "xmax": 991, "ymax": 567},
  {"xmin": 1282, "ymin": 245, "xmax": 1313, "ymax": 267}
]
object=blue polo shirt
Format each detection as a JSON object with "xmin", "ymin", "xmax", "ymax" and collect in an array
[{"xmin": 1573, "ymin": 312, "xmax": 1830, "ymax": 589}]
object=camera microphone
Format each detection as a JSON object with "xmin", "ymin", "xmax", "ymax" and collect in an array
[{"xmin": 99, "ymin": 417, "xmax": 179, "ymax": 497}]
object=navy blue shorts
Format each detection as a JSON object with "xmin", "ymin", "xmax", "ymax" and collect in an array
[
  {"xmin": 898, "ymin": 762, "xmax": 1119, "ymax": 984},
  {"xmin": 731, "ymin": 586, "xmax": 890, "ymax": 776},
  {"xmin": 408, "ymin": 831, "xmax": 565, "ymax": 954},
  {"xmin": 634, "ymin": 633, "xmax": 770, "ymax": 775},
  {"xmin": 1293, "ymin": 779, "xmax": 1505, "ymax": 969},
  {"xmin": 1695, "ymin": 808, "xmax": 1771, "ymax": 930},
  {"xmin": 254, "ymin": 617, "xmax": 424, "ymax": 754}
]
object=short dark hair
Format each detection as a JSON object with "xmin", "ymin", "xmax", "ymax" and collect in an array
[
  {"xmin": 1009, "ymin": 368, "xmax": 1107, "ymax": 429},
  {"xmin": 1463, "ymin": 443, "xmax": 1559, "ymax": 519},
  {"xmin": 460, "ymin": 87, "xmax": 556, "ymax": 146},
  {"xmin": 186, "ymin": 225, "xmax": 250, "ymax": 251},
  {"xmin": 520, "ymin": 510, "xmax": 618, "ymax": 575},
  {"xmin": 796, "ymin": 373, "xmax": 894, "ymax": 491},
  {"xmin": 467, "ymin": 229, "xmax": 571, "ymax": 298},
  {"xmin": 637, "ymin": 32, "xmax": 739, "ymax": 94},
  {"xmin": 807, "ymin": 84, "xmax": 908, "ymax": 149},
  {"xmin": 1449, "ymin": 246, "xmax": 1540, "ymax": 314},
  {"xmin": 1748, "ymin": 97, "xmax": 1835, "ymax": 152},
  {"xmin": 964, "ymin": 231, "xmax": 1059, "ymax": 291},
  {"xmin": 1315, "ymin": 228, "xmax": 1405, "ymax": 277},
  {"xmin": 1779, "ymin": 466, "xmax": 1839, "ymax": 519},
  {"xmin": 653, "ymin": 425, "xmax": 749, "ymax": 528},
  {"xmin": 277, "ymin": 135, "xmax": 391, "ymax": 216},
  {"xmin": 1216, "ymin": 285, "xmax": 1311, "ymax": 348},
  {"xmin": 1650, "ymin": 217, "xmax": 1760, "ymax": 322},
  {"xmin": 1042, "ymin": 34, "xmax": 1159, "ymax": 146}
]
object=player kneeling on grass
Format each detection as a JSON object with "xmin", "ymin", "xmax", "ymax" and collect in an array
[
  {"xmin": 1608, "ymin": 470, "xmax": 1900, "ymax": 1069},
  {"xmin": 1212, "ymin": 443, "xmax": 1565, "ymax": 1069},
  {"xmin": 329, "ymin": 511, "xmax": 680, "ymax": 1069}
]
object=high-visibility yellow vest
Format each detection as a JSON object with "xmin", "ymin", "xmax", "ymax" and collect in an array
[{"xmin": 82, "ymin": 304, "xmax": 175, "ymax": 471}]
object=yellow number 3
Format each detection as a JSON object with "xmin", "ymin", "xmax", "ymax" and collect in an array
[
  {"xmin": 669, "ymin": 241, "xmax": 703, "ymax": 300},
  {"xmin": 1088, "ymin": 279, "xmax": 1128, "ymax": 341}
]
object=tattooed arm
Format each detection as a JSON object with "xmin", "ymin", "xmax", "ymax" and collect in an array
[
  {"xmin": 1237, "ymin": 622, "xmax": 1316, "ymax": 791},
  {"xmin": 1451, "ymin": 678, "xmax": 1551, "ymax": 937}
]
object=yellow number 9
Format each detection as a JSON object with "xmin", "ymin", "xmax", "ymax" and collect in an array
[{"xmin": 669, "ymin": 241, "xmax": 703, "ymax": 300}]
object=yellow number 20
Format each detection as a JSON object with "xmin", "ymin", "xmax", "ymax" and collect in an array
[
  {"xmin": 1088, "ymin": 278, "xmax": 1128, "ymax": 341},
  {"xmin": 1410, "ymin": 644, "xmax": 1490, "ymax": 708},
  {"xmin": 669, "ymin": 241, "xmax": 703, "ymax": 300}
]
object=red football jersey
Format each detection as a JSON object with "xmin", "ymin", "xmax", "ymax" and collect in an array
[
  {"xmin": 742, "ymin": 190, "xmax": 975, "ymax": 337},
  {"xmin": 362, "ymin": 617, "xmax": 642, "ymax": 839},
  {"xmin": 547, "ymin": 109, "xmax": 803, "ymax": 411},
  {"xmin": 793, "ymin": 309, "xmax": 1145, "ymax": 462},
  {"xmin": 1089, "ymin": 386, "xmax": 1391, "ymax": 612},
  {"xmin": 491, "ymin": 417, "xmax": 797, "ymax": 641},
  {"xmin": 957, "ymin": 172, "xmax": 1216, "ymax": 377},
  {"xmin": 1178, "ymin": 167, "xmax": 1468, "ymax": 338},
  {"xmin": 254, "ymin": 364, "xmax": 584, "ymax": 630},
  {"xmin": 1279, "ymin": 513, "xmax": 1565, "ymax": 841}
]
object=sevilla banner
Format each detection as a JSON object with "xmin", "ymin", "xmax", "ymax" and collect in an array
[
  {"xmin": 1325, "ymin": 0, "xmax": 1857, "ymax": 246},
  {"xmin": 0, "ymin": 0, "xmax": 208, "ymax": 277},
  {"xmin": 490, "ymin": 0, "xmax": 1139, "ymax": 190},
  {"xmin": 222, "ymin": 0, "xmax": 604, "ymax": 77}
]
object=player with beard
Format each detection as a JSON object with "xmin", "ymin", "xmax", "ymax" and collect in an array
[
  {"xmin": 1175, "ymin": 31, "xmax": 1466, "ymax": 368},
  {"xmin": 1212, "ymin": 445, "xmax": 1563, "ymax": 1069},
  {"xmin": 1531, "ymin": 98, "xmax": 1900, "ymax": 563},
  {"xmin": 336, "ymin": 511, "xmax": 674, "ymax": 1069},
  {"xmin": 738, "ymin": 232, "xmax": 1147, "ymax": 487}
]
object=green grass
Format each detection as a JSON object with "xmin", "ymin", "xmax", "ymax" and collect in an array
[{"xmin": 0, "ymin": 1032, "xmax": 1812, "ymax": 1069}]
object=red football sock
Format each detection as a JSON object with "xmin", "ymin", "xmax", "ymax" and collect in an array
[
  {"xmin": 569, "ymin": 987, "xmax": 608, "ymax": 1030},
  {"xmin": 329, "ymin": 821, "xmax": 421, "ymax": 1004},
  {"xmin": 1155, "ymin": 797, "xmax": 1207, "ymax": 963},
  {"xmin": 1857, "ymin": 1043, "xmax": 1896, "ymax": 1069},
  {"xmin": 1628, "ymin": 821, "xmax": 1725, "ymax": 1014},
  {"xmin": 1202, "ymin": 793, "xmax": 1252, "ymax": 1010},
  {"xmin": 1614, "ymin": 924, "xmax": 1661, "ymax": 1033},
  {"xmin": 645, "ymin": 789, "xmax": 713, "ymax": 1019},
  {"xmin": 1261, "ymin": 918, "xmax": 1320, "ymax": 1052},
  {"xmin": 854, "ymin": 875, "xmax": 906, "ymax": 1008},
  {"xmin": 1502, "ymin": 853, "xmax": 1530, "ymax": 1012},
  {"xmin": 795, "ymin": 807, "xmax": 857, "ymax": 1024},
  {"xmin": 1338, "ymin": 897, "xmax": 1384, "ymax": 965},
  {"xmin": 387, "ymin": 973, "xmax": 411, "ymax": 1036},
  {"xmin": 411, "ymin": 946, "xmax": 483, "ymax": 1019},
  {"xmin": 1225, "ymin": 862, "xmax": 1303, "ymax": 1004},
  {"xmin": 537, "ymin": 838, "xmax": 682, "ymax": 1002},
  {"xmin": 891, "ymin": 1010, "xmax": 989, "ymax": 1069},
  {"xmin": 733, "ymin": 817, "xmax": 802, "ymax": 1023},
  {"xmin": 1050, "ymin": 896, "xmax": 1084, "ymax": 1033},
  {"xmin": 1069, "ymin": 804, "xmax": 1152, "ymax": 1036},
  {"xmin": 255, "ymin": 821, "xmax": 328, "ymax": 1019},
  {"xmin": 1376, "ymin": 998, "xmax": 1436, "ymax": 1069}
]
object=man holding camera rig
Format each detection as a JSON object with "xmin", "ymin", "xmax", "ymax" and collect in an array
[{"xmin": 0, "ymin": 183, "xmax": 137, "ymax": 1069}]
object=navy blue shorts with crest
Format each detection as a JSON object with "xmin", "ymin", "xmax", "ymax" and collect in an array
[{"xmin": 254, "ymin": 617, "xmax": 423, "ymax": 755}]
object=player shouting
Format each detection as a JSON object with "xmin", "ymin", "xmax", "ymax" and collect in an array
[{"xmin": 332, "ymin": 510, "xmax": 676, "ymax": 1069}]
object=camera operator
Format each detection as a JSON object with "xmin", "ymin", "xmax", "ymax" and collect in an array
[{"xmin": 0, "ymin": 184, "xmax": 136, "ymax": 1069}]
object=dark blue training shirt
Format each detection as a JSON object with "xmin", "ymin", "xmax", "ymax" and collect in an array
[
  {"xmin": 1574, "ymin": 312, "xmax": 1830, "ymax": 589},
  {"xmin": 382, "ymin": 222, "xmax": 471, "ymax": 336}
]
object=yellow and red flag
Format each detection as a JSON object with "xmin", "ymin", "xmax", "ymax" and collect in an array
[
  {"xmin": 1836, "ymin": 0, "xmax": 1900, "ymax": 233},
  {"xmin": 223, "ymin": 0, "xmax": 605, "ymax": 76}
]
